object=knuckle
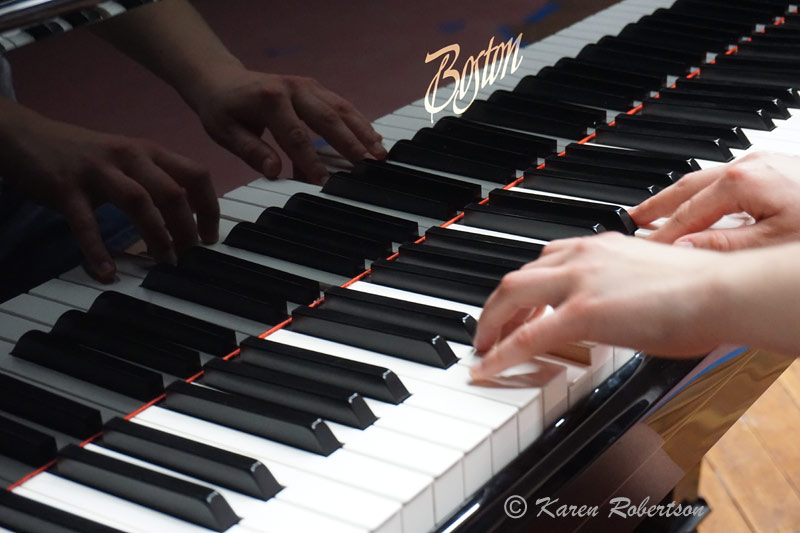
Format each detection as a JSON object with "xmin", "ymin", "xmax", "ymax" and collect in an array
[
  {"xmin": 283, "ymin": 126, "xmax": 310, "ymax": 148},
  {"xmin": 319, "ymin": 108, "xmax": 342, "ymax": 127},
  {"xmin": 159, "ymin": 185, "xmax": 188, "ymax": 208},
  {"xmin": 497, "ymin": 271, "xmax": 523, "ymax": 296}
]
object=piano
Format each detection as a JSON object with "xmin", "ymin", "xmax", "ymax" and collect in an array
[{"xmin": 0, "ymin": 0, "xmax": 797, "ymax": 531}]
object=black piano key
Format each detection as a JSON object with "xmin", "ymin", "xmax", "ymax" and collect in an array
[
  {"xmin": 737, "ymin": 41, "xmax": 800, "ymax": 60},
  {"xmin": 648, "ymin": 8, "xmax": 754, "ymax": 35},
  {"xmin": 142, "ymin": 263, "xmax": 289, "ymax": 324},
  {"xmin": 412, "ymin": 127, "xmax": 532, "ymax": 169},
  {"xmin": 351, "ymin": 160, "xmax": 482, "ymax": 208},
  {"xmin": 371, "ymin": 258, "xmax": 496, "ymax": 307},
  {"xmin": 512, "ymin": 74, "xmax": 635, "ymax": 111},
  {"xmin": 324, "ymin": 285, "xmax": 477, "ymax": 344},
  {"xmin": 12, "ymin": 331, "xmax": 164, "ymax": 403},
  {"xmin": 700, "ymin": 63, "xmax": 800, "ymax": 88},
  {"xmin": 462, "ymin": 202, "xmax": 603, "ymax": 241},
  {"xmin": 576, "ymin": 43, "xmax": 688, "ymax": 77},
  {"xmin": 62, "ymin": 9, "xmax": 104, "ymax": 27},
  {"xmin": 685, "ymin": 0, "xmax": 788, "ymax": 16},
  {"xmin": 163, "ymin": 381, "xmax": 341, "ymax": 456},
  {"xmin": 542, "ymin": 156, "xmax": 678, "ymax": 187},
  {"xmin": 462, "ymin": 100, "xmax": 590, "ymax": 139},
  {"xmin": 616, "ymin": 23, "xmax": 731, "ymax": 54},
  {"xmin": 594, "ymin": 125, "xmax": 734, "ymax": 162},
  {"xmin": 611, "ymin": 114, "xmax": 752, "ymax": 150},
  {"xmin": 202, "ymin": 359, "xmax": 376, "ymax": 429},
  {"xmin": 56, "ymin": 444, "xmax": 239, "ymax": 532},
  {"xmin": 179, "ymin": 247, "xmax": 321, "ymax": 304},
  {"xmin": 748, "ymin": 33, "xmax": 800, "ymax": 46},
  {"xmin": 670, "ymin": 0, "xmax": 779, "ymax": 25},
  {"xmin": 640, "ymin": 97, "xmax": 776, "ymax": 131},
  {"xmin": 322, "ymin": 171, "xmax": 456, "ymax": 220},
  {"xmin": 0, "ymin": 413, "xmax": 57, "ymax": 467},
  {"xmin": 25, "ymin": 22, "xmax": 65, "ymax": 40},
  {"xmin": 489, "ymin": 90, "xmax": 607, "ymax": 127},
  {"xmin": 563, "ymin": 143, "xmax": 701, "ymax": 176},
  {"xmin": 424, "ymin": 226, "xmax": 543, "ymax": 263},
  {"xmin": 521, "ymin": 173, "xmax": 657, "ymax": 206},
  {"xmin": 535, "ymin": 67, "xmax": 650, "ymax": 101},
  {"xmin": 712, "ymin": 53, "xmax": 800, "ymax": 71},
  {"xmin": 656, "ymin": 88, "xmax": 791, "ymax": 119},
  {"xmin": 552, "ymin": 57, "xmax": 664, "ymax": 92},
  {"xmin": 675, "ymin": 77, "xmax": 800, "ymax": 107},
  {"xmin": 433, "ymin": 116, "xmax": 557, "ymax": 158},
  {"xmin": 595, "ymin": 36, "xmax": 705, "ymax": 66},
  {"xmin": 225, "ymin": 221, "xmax": 367, "ymax": 277},
  {"xmin": 0, "ymin": 373, "xmax": 103, "ymax": 439},
  {"xmin": 489, "ymin": 188, "xmax": 637, "ymax": 235},
  {"xmin": 388, "ymin": 140, "xmax": 517, "ymax": 184},
  {"xmin": 101, "ymin": 417, "xmax": 282, "ymax": 500},
  {"xmin": 256, "ymin": 207, "xmax": 391, "ymax": 260},
  {"xmin": 397, "ymin": 243, "xmax": 523, "ymax": 279},
  {"xmin": 291, "ymin": 306, "xmax": 458, "ymax": 369},
  {"xmin": 238, "ymin": 337, "xmax": 410, "ymax": 405},
  {"xmin": 51, "ymin": 310, "xmax": 202, "ymax": 379},
  {"xmin": 635, "ymin": 14, "xmax": 742, "ymax": 45},
  {"xmin": 89, "ymin": 291, "xmax": 237, "ymax": 357},
  {"xmin": 0, "ymin": 491, "xmax": 125, "ymax": 533},
  {"xmin": 283, "ymin": 192, "xmax": 420, "ymax": 243}
]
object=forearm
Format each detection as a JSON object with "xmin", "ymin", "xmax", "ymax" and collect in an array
[
  {"xmin": 715, "ymin": 243, "xmax": 800, "ymax": 357},
  {"xmin": 92, "ymin": 0, "xmax": 242, "ymax": 106}
]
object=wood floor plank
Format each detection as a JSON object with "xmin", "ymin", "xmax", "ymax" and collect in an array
[
  {"xmin": 778, "ymin": 359, "xmax": 800, "ymax": 411},
  {"xmin": 742, "ymin": 379, "xmax": 800, "ymax": 498},
  {"xmin": 705, "ymin": 418, "xmax": 800, "ymax": 532},
  {"xmin": 698, "ymin": 458, "xmax": 753, "ymax": 533}
]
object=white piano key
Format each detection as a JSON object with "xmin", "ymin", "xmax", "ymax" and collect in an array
[
  {"xmin": 374, "ymin": 115, "xmax": 432, "ymax": 133},
  {"xmin": 0, "ymin": 293, "xmax": 73, "ymax": 326},
  {"xmin": 0, "ymin": 312, "xmax": 45, "ymax": 344},
  {"xmin": 614, "ymin": 347, "xmax": 639, "ymax": 371},
  {"xmin": 446, "ymin": 223, "xmax": 550, "ymax": 246},
  {"xmin": 30, "ymin": 278, "xmax": 99, "ymax": 310},
  {"xmin": 536, "ymin": 355, "xmax": 593, "ymax": 408},
  {"xmin": 326, "ymin": 424, "xmax": 465, "ymax": 523},
  {"xmin": 372, "ymin": 123, "xmax": 415, "ymax": 143},
  {"xmin": 219, "ymin": 198, "xmax": 264, "ymax": 223},
  {"xmin": 344, "ymin": 280, "xmax": 483, "ymax": 320},
  {"xmin": 267, "ymin": 329, "xmax": 544, "ymax": 452},
  {"xmin": 458, "ymin": 351, "xmax": 569, "ymax": 427},
  {"xmin": 361, "ymin": 400, "xmax": 491, "ymax": 496},
  {"xmin": 134, "ymin": 407, "xmax": 403, "ymax": 533},
  {"xmin": 224, "ymin": 184, "xmax": 292, "ymax": 207}
]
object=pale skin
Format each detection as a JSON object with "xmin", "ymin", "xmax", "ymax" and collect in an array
[
  {"xmin": 471, "ymin": 154, "xmax": 800, "ymax": 379},
  {"xmin": 1, "ymin": 0, "xmax": 385, "ymax": 282}
]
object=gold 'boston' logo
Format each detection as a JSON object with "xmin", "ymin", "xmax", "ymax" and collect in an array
[{"xmin": 424, "ymin": 33, "xmax": 524, "ymax": 123}]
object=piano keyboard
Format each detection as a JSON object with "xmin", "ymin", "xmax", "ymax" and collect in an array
[{"xmin": 2, "ymin": 0, "xmax": 798, "ymax": 531}]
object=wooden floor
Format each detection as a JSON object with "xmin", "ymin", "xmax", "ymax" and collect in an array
[{"xmin": 699, "ymin": 359, "xmax": 800, "ymax": 533}]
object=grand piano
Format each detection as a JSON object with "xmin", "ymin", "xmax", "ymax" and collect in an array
[{"xmin": 0, "ymin": 0, "xmax": 796, "ymax": 531}]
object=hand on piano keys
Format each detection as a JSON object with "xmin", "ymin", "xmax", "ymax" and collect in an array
[
  {"xmin": 471, "ymin": 231, "xmax": 800, "ymax": 379},
  {"xmin": 631, "ymin": 152, "xmax": 800, "ymax": 250}
]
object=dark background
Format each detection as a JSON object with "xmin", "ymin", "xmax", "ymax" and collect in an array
[{"xmin": 6, "ymin": 0, "xmax": 620, "ymax": 194}]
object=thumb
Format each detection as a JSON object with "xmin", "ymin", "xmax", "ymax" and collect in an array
[
  {"xmin": 676, "ymin": 225, "xmax": 765, "ymax": 252},
  {"xmin": 220, "ymin": 124, "xmax": 282, "ymax": 178}
]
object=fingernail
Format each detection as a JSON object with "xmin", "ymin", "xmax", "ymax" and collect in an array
[
  {"xmin": 95, "ymin": 261, "xmax": 115, "ymax": 282},
  {"xmin": 469, "ymin": 361, "xmax": 486, "ymax": 381},
  {"xmin": 675, "ymin": 240, "xmax": 694, "ymax": 248},
  {"xmin": 362, "ymin": 152, "xmax": 377, "ymax": 160},
  {"xmin": 371, "ymin": 141, "xmax": 387, "ymax": 156}
]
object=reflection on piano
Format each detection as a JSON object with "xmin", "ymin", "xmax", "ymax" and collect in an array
[{"xmin": 0, "ymin": 0, "xmax": 797, "ymax": 531}]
